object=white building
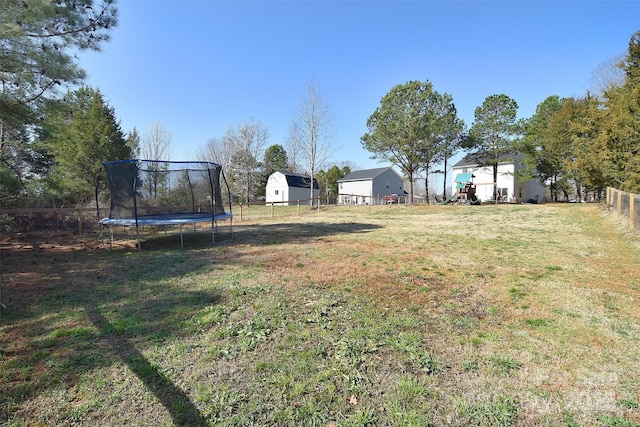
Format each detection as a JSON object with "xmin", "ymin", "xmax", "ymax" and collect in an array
[
  {"xmin": 265, "ymin": 171, "xmax": 319, "ymax": 206},
  {"xmin": 337, "ymin": 167, "xmax": 404, "ymax": 205},
  {"xmin": 452, "ymin": 153, "xmax": 546, "ymax": 203}
]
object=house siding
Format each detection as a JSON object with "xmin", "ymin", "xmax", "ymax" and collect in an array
[
  {"xmin": 340, "ymin": 180, "xmax": 374, "ymax": 205},
  {"xmin": 338, "ymin": 167, "xmax": 404, "ymax": 205},
  {"xmin": 452, "ymin": 159, "xmax": 546, "ymax": 203}
]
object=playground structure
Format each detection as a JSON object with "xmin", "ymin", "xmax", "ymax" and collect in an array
[
  {"xmin": 440, "ymin": 173, "xmax": 479, "ymax": 205},
  {"xmin": 99, "ymin": 160, "xmax": 233, "ymax": 250}
]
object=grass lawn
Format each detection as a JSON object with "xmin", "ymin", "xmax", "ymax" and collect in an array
[{"xmin": 1, "ymin": 203, "xmax": 639, "ymax": 426}]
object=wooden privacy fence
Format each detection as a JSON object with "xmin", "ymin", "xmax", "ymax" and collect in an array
[{"xmin": 606, "ymin": 187, "xmax": 640, "ymax": 231}]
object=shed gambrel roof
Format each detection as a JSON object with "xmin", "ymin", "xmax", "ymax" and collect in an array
[
  {"xmin": 276, "ymin": 171, "xmax": 319, "ymax": 189},
  {"xmin": 338, "ymin": 167, "xmax": 398, "ymax": 182}
]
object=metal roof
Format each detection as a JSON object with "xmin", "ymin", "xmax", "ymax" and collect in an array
[
  {"xmin": 338, "ymin": 167, "xmax": 396, "ymax": 182},
  {"xmin": 275, "ymin": 171, "xmax": 319, "ymax": 189},
  {"xmin": 453, "ymin": 151, "xmax": 522, "ymax": 168}
]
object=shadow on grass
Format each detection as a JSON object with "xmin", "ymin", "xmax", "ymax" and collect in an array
[
  {"xmin": 225, "ymin": 220, "xmax": 383, "ymax": 245},
  {"xmin": 85, "ymin": 300, "xmax": 208, "ymax": 426},
  {"xmin": 0, "ymin": 243, "xmax": 223, "ymax": 424},
  {"xmin": 0, "ymin": 219, "xmax": 381, "ymax": 424},
  {"xmin": 117, "ymin": 220, "xmax": 383, "ymax": 249}
]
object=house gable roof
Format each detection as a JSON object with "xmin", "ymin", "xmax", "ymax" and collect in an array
[
  {"xmin": 453, "ymin": 151, "xmax": 522, "ymax": 168},
  {"xmin": 274, "ymin": 171, "xmax": 319, "ymax": 189},
  {"xmin": 338, "ymin": 167, "xmax": 398, "ymax": 182}
]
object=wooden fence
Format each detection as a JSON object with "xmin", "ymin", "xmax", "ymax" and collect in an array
[
  {"xmin": 0, "ymin": 197, "xmax": 327, "ymax": 233},
  {"xmin": 1, "ymin": 194, "xmax": 427, "ymax": 233},
  {"xmin": 606, "ymin": 187, "xmax": 640, "ymax": 231},
  {"xmin": 0, "ymin": 207, "xmax": 98, "ymax": 234}
]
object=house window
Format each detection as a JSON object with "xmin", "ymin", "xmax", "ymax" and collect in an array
[
  {"xmin": 386, "ymin": 181, "xmax": 390, "ymax": 189},
  {"xmin": 275, "ymin": 190, "xmax": 279, "ymax": 195},
  {"xmin": 463, "ymin": 168, "xmax": 468, "ymax": 174}
]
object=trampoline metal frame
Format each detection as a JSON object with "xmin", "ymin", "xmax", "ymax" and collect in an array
[
  {"xmin": 98, "ymin": 159, "xmax": 233, "ymax": 251},
  {"xmin": 99, "ymin": 213, "xmax": 233, "ymax": 250}
]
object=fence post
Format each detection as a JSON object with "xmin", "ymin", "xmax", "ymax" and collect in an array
[
  {"xmin": 271, "ymin": 202, "xmax": 274, "ymax": 218},
  {"xmin": 239, "ymin": 204, "xmax": 243, "ymax": 221},
  {"xmin": 77, "ymin": 207, "xmax": 83, "ymax": 234},
  {"xmin": 630, "ymin": 193, "xmax": 635, "ymax": 229},
  {"xmin": 617, "ymin": 189, "xmax": 622, "ymax": 217},
  {"xmin": 297, "ymin": 201, "xmax": 300, "ymax": 216}
]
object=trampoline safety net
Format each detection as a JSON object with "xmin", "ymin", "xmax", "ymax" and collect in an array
[{"xmin": 99, "ymin": 159, "xmax": 233, "ymax": 249}]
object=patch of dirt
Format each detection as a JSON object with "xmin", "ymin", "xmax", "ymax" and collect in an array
[{"xmin": 0, "ymin": 231, "xmax": 108, "ymax": 310}]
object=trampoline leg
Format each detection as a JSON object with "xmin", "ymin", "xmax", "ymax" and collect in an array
[
  {"xmin": 136, "ymin": 224, "xmax": 141, "ymax": 251},
  {"xmin": 180, "ymin": 224, "xmax": 184, "ymax": 249}
]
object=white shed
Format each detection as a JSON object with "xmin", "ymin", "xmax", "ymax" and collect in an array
[
  {"xmin": 452, "ymin": 153, "xmax": 546, "ymax": 203},
  {"xmin": 265, "ymin": 171, "xmax": 319, "ymax": 206},
  {"xmin": 337, "ymin": 167, "xmax": 404, "ymax": 205}
]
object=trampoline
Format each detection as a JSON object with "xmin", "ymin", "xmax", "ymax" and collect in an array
[{"xmin": 99, "ymin": 159, "xmax": 233, "ymax": 250}]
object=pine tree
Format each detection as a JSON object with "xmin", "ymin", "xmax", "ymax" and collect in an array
[{"xmin": 45, "ymin": 87, "xmax": 132, "ymax": 204}]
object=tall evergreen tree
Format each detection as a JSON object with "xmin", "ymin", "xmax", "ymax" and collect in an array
[
  {"xmin": 565, "ymin": 95, "xmax": 606, "ymax": 200},
  {"xmin": 263, "ymin": 144, "xmax": 289, "ymax": 174},
  {"xmin": 257, "ymin": 144, "xmax": 289, "ymax": 197},
  {"xmin": 45, "ymin": 86, "xmax": 132, "ymax": 205},
  {"xmin": 0, "ymin": 0, "xmax": 117, "ymax": 192},
  {"xmin": 361, "ymin": 80, "xmax": 461, "ymax": 203},
  {"xmin": 520, "ymin": 95, "xmax": 565, "ymax": 200},
  {"xmin": 600, "ymin": 30, "xmax": 640, "ymax": 192},
  {"xmin": 469, "ymin": 94, "xmax": 521, "ymax": 203},
  {"xmin": 315, "ymin": 164, "xmax": 350, "ymax": 204}
]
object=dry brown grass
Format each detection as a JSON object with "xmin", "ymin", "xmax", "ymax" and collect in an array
[{"xmin": 1, "ymin": 203, "xmax": 639, "ymax": 426}]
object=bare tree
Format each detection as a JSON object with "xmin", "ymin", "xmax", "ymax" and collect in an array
[
  {"xmin": 285, "ymin": 123, "xmax": 303, "ymax": 174},
  {"xmin": 222, "ymin": 120, "xmax": 269, "ymax": 202},
  {"xmin": 288, "ymin": 81, "xmax": 337, "ymax": 206},
  {"xmin": 141, "ymin": 121, "xmax": 172, "ymax": 161},
  {"xmin": 197, "ymin": 137, "xmax": 233, "ymax": 169},
  {"xmin": 337, "ymin": 160, "xmax": 359, "ymax": 173},
  {"xmin": 590, "ymin": 55, "xmax": 625, "ymax": 98},
  {"xmin": 140, "ymin": 121, "xmax": 172, "ymax": 199}
]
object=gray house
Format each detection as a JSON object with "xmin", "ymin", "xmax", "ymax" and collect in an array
[{"xmin": 337, "ymin": 167, "xmax": 404, "ymax": 205}]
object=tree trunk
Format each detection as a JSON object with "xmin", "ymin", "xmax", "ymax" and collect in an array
[
  {"xmin": 442, "ymin": 156, "xmax": 448, "ymax": 198},
  {"xmin": 425, "ymin": 176, "xmax": 430, "ymax": 204},
  {"xmin": 424, "ymin": 165, "xmax": 431, "ymax": 204},
  {"xmin": 408, "ymin": 171, "xmax": 414, "ymax": 204},
  {"xmin": 575, "ymin": 179, "xmax": 582, "ymax": 202},
  {"xmin": 493, "ymin": 163, "xmax": 498, "ymax": 204}
]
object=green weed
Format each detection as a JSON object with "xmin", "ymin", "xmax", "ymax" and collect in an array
[{"xmin": 490, "ymin": 354, "xmax": 521, "ymax": 374}]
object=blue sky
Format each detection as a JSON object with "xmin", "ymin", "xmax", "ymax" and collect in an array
[{"xmin": 79, "ymin": 0, "xmax": 640, "ymax": 184}]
